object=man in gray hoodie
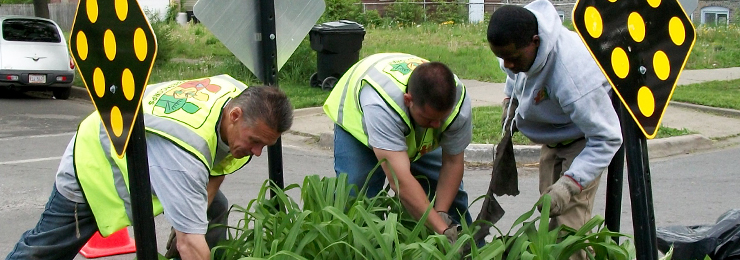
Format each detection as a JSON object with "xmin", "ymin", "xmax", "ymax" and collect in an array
[{"xmin": 487, "ymin": 0, "xmax": 622, "ymax": 257}]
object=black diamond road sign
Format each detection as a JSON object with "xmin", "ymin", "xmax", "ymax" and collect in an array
[
  {"xmin": 69, "ymin": 0, "xmax": 157, "ymax": 157},
  {"xmin": 573, "ymin": 0, "xmax": 696, "ymax": 138}
]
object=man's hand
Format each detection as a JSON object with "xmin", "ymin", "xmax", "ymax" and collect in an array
[
  {"xmin": 501, "ymin": 98, "xmax": 518, "ymax": 131},
  {"xmin": 541, "ymin": 176, "xmax": 582, "ymax": 216}
]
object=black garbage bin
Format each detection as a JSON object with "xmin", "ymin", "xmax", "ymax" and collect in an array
[{"xmin": 309, "ymin": 20, "xmax": 365, "ymax": 90}]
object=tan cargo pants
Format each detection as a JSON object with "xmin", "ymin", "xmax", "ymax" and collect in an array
[{"xmin": 539, "ymin": 138, "xmax": 601, "ymax": 260}]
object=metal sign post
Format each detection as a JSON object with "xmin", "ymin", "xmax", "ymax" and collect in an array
[
  {"xmin": 194, "ymin": 0, "xmax": 325, "ymax": 196},
  {"xmin": 258, "ymin": 0, "xmax": 285, "ymax": 196},
  {"xmin": 573, "ymin": 0, "xmax": 696, "ymax": 258},
  {"xmin": 70, "ymin": 0, "xmax": 158, "ymax": 259}
]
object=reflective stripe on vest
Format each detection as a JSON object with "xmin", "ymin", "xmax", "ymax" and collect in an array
[
  {"xmin": 75, "ymin": 113, "xmax": 164, "ymax": 236},
  {"xmin": 74, "ymin": 74, "xmax": 249, "ymax": 236},
  {"xmin": 323, "ymin": 53, "xmax": 466, "ymax": 161}
]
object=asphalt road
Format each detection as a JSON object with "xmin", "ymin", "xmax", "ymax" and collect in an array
[{"xmin": 1, "ymin": 90, "xmax": 739, "ymax": 259}]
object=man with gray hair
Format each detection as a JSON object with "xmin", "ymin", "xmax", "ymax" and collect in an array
[{"xmin": 6, "ymin": 75, "xmax": 293, "ymax": 260}]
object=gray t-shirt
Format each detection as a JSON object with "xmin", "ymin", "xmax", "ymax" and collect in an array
[
  {"xmin": 359, "ymin": 85, "xmax": 472, "ymax": 155},
  {"xmin": 55, "ymin": 128, "xmax": 230, "ymax": 235}
]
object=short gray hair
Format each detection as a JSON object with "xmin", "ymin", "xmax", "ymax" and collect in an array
[{"xmin": 228, "ymin": 86, "xmax": 293, "ymax": 133}]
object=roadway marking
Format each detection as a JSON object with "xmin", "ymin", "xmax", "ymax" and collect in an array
[
  {"xmin": 0, "ymin": 132, "xmax": 75, "ymax": 142},
  {"xmin": 0, "ymin": 132, "xmax": 72, "ymax": 165},
  {"xmin": 0, "ymin": 156, "xmax": 62, "ymax": 165}
]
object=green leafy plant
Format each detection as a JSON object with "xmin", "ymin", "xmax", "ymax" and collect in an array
[{"xmin": 212, "ymin": 172, "xmax": 634, "ymax": 259}]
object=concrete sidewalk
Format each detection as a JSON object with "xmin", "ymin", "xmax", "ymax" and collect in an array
[{"xmin": 286, "ymin": 67, "xmax": 740, "ymax": 163}]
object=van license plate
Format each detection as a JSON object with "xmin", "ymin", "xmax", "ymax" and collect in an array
[{"xmin": 29, "ymin": 74, "xmax": 46, "ymax": 84}]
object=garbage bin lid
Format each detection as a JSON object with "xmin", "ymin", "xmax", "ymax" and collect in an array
[{"xmin": 312, "ymin": 20, "xmax": 365, "ymax": 33}]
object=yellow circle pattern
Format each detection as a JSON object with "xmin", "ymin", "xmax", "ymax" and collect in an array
[
  {"xmin": 110, "ymin": 106, "xmax": 124, "ymax": 137},
  {"xmin": 115, "ymin": 0, "xmax": 128, "ymax": 21},
  {"xmin": 104, "ymin": 29, "xmax": 117, "ymax": 61},
  {"xmin": 628, "ymin": 12, "xmax": 646, "ymax": 42},
  {"xmin": 653, "ymin": 51, "xmax": 670, "ymax": 80},
  {"xmin": 134, "ymin": 28, "xmax": 148, "ymax": 62},
  {"xmin": 669, "ymin": 17, "xmax": 686, "ymax": 46},
  {"xmin": 76, "ymin": 31, "xmax": 88, "ymax": 61},
  {"xmin": 608, "ymin": 0, "xmax": 617, "ymax": 2},
  {"xmin": 93, "ymin": 68, "xmax": 105, "ymax": 98},
  {"xmin": 647, "ymin": 0, "xmax": 661, "ymax": 8},
  {"xmin": 122, "ymin": 69, "xmax": 135, "ymax": 101},
  {"xmin": 584, "ymin": 7, "xmax": 603, "ymax": 38},
  {"xmin": 637, "ymin": 86, "xmax": 655, "ymax": 117},
  {"xmin": 86, "ymin": 0, "xmax": 98, "ymax": 23},
  {"xmin": 611, "ymin": 47, "xmax": 630, "ymax": 79}
]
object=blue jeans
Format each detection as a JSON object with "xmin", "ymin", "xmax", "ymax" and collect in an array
[
  {"xmin": 6, "ymin": 184, "xmax": 230, "ymax": 260},
  {"xmin": 333, "ymin": 125, "xmax": 472, "ymax": 225}
]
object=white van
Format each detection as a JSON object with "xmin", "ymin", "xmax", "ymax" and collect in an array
[{"xmin": 0, "ymin": 16, "xmax": 75, "ymax": 99}]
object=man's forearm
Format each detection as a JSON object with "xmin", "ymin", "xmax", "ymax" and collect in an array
[
  {"xmin": 175, "ymin": 231, "xmax": 210, "ymax": 260},
  {"xmin": 373, "ymin": 148, "xmax": 449, "ymax": 234},
  {"xmin": 435, "ymin": 152, "xmax": 464, "ymax": 214}
]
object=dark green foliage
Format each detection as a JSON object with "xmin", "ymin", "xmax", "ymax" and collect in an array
[
  {"xmin": 385, "ymin": 0, "xmax": 426, "ymax": 26},
  {"xmin": 428, "ymin": 0, "xmax": 468, "ymax": 24}
]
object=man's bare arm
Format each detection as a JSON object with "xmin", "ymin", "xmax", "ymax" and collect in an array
[{"xmin": 373, "ymin": 148, "xmax": 449, "ymax": 234}]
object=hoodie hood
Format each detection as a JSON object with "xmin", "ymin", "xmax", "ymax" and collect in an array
[{"xmin": 525, "ymin": 0, "xmax": 563, "ymax": 75}]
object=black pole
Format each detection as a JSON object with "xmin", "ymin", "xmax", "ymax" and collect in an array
[
  {"xmin": 259, "ymin": 0, "xmax": 284, "ymax": 197},
  {"xmin": 640, "ymin": 129, "xmax": 659, "ymax": 260},
  {"xmin": 127, "ymin": 110, "xmax": 157, "ymax": 260},
  {"xmin": 605, "ymin": 95, "xmax": 625, "ymax": 240},
  {"xmin": 621, "ymin": 105, "xmax": 658, "ymax": 260}
]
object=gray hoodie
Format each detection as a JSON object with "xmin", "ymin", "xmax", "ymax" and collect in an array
[{"xmin": 501, "ymin": 0, "xmax": 623, "ymax": 187}]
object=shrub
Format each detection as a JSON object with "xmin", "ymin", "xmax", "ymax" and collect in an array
[{"xmin": 385, "ymin": 0, "xmax": 426, "ymax": 26}]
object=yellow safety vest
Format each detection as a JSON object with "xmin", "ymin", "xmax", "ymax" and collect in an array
[
  {"xmin": 323, "ymin": 53, "xmax": 466, "ymax": 161},
  {"xmin": 74, "ymin": 74, "xmax": 249, "ymax": 236}
]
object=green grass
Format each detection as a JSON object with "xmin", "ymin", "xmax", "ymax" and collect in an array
[
  {"xmin": 672, "ymin": 79, "xmax": 740, "ymax": 110},
  {"xmin": 685, "ymin": 25, "xmax": 740, "ymax": 69}
]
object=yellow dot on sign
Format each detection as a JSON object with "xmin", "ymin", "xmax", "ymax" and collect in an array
[
  {"xmin": 93, "ymin": 68, "xmax": 105, "ymax": 98},
  {"xmin": 654, "ymin": 50, "xmax": 670, "ymax": 80},
  {"xmin": 104, "ymin": 30, "xmax": 116, "ymax": 61},
  {"xmin": 611, "ymin": 47, "xmax": 630, "ymax": 79},
  {"xmin": 86, "ymin": 0, "xmax": 98, "ymax": 23},
  {"xmin": 122, "ymin": 69, "xmax": 135, "ymax": 101},
  {"xmin": 647, "ymin": 0, "xmax": 661, "ymax": 8},
  {"xmin": 584, "ymin": 7, "xmax": 603, "ymax": 38},
  {"xmin": 669, "ymin": 17, "xmax": 686, "ymax": 45},
  {"xmin": 608, "ymin": 0, "xmax": 617, "ymax": 2},
  {"xmin": 110, "ymin": 106, "xmax": 124, "ymax": 137},
  {"xmin": 134, "ymin": 28, "xmax": 148, "ymax": 61},
  {"xmin": 637, "ymin": 86, "xmax": 655, "ymax": 117},
  {"xmin": 76, "ymin": 31, "xmax": 88, "ymax": 60},
  {"xmin": 115, "ymin": 0, "xmax": 128, "ymax": 21},
  {"xmin": 628, "ymin": 12, "xmax": 646, "ymax": 42}
]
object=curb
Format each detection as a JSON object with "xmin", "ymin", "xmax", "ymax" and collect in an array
[
  {"xmin": 670, "ymin": 101, "xmax": 740, "ymax": 119},
  {"xmin": 313, "ymin": 133, "xmax": 715, "ymax": 165},
  {"xmin": 70, "ymin": 86, "xmax": 91, "ymax": 101}
]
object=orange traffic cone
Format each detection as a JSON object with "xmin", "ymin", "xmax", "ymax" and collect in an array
[{"xmin": 79, "ymin": 229, "xmax": 136, "ymax": 258}]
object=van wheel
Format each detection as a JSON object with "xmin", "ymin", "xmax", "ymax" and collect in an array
[{"xmin": 53, "ymin": 87, "xmax": 71, "ymax": 100}]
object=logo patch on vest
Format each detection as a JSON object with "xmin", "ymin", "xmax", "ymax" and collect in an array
[
  {"xmin": 534, "ymin": 87, "xmax": 550, "ymax": 105},
  {"xmin": 154, "ymin": 78, "xmax": 222, "ymax": 114},
  {"xmin": 383, "ymin": 57, "xmax": 427, "ymax": 84}
]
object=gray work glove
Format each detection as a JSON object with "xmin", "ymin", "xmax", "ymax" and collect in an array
[
  {"xmin": 541, "ymin": 176, "xmax": 582, "ymax": 216},
  {"xmin": 501, "ymin": 98, "xmax": 518, "ymax": 132},
  {"xmin": 444, "ymin": 224, "xmax": 462, "ymax": 244},
  {"xmin": 164, "ymin": 227, "xmax": 180, "ymax": 259}
]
